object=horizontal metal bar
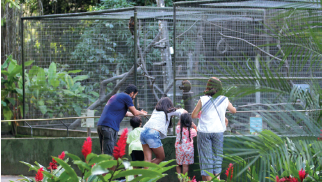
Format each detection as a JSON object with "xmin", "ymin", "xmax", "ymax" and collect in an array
[
  {"xmin": 174, "ymin": 0, "xmax": 247, "ymax": 6},
  {"xmin": 1, "ymin": 115, "xmax": 152, "ymax": 122},
  {"xmin": 175, "ymin": 77, "xmax": 322, "ymax": 80},
  {"xmin": 21, "ymin": 7, "xmax": 135, "ymax": 20},
  {"xmin": 2, "ymin": 109, "xmax": 321, "ymax": 122}
]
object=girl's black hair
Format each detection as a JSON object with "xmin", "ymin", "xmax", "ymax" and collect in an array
[
  {"xmin": 155, "ymin": 97, "xmax": 176, "ymax": 128},
  {"xmin": 130, "ymin": 116, "xmax": 142, "ymax": 129},
  {"xmin": 179, "ymin": 113, "xmax": 192, "ymax": 144}
]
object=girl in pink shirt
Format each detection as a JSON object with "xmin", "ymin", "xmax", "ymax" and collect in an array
[{"xmin": 175, "ymin": 113, "xmax": 197, "ymax": 176}]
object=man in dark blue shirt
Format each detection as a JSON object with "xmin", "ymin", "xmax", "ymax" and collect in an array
[{"xmin": 97, "ymin": 84, "xmax": 147, "ymax": 155}]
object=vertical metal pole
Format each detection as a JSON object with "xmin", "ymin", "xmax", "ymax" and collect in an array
[
  {"xmin": 21, "ymin": 18, "xmax": 25, "ymax": 120},
  {"xmin": 172, "ymin": 4, "xmax": 177, "ymax": 135},
  {"xmin": 87, "ymin": 128, "xmax": 91, "ymax": 137},
  {"xmin": 134, "ymin": 8, "xmax": 138, "ymax": 108}
]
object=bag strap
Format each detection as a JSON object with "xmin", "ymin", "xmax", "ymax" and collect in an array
[{"xmin": 208, "ymin": 96, "xmax": 227, "ymax": 128}]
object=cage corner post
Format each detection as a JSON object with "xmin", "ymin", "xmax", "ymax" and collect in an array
[
  {"xmin": 172, "ymin": 3, "xmax": 177, "ymax": 135},
  {"xmin": 134, "ymin": 7, "xmax": 138, "ymax": 108}
]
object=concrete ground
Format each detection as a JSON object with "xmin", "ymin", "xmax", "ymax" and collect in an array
[{"xmin": 1, "ymin": 175, "xmax": 33, "ymax": 182}]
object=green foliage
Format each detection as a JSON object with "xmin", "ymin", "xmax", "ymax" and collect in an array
[
  {"xmin": 1, "ymin": 55, "xmax": 27, "ymax": 120},
  {"xmin": 25, "ymin": 62, "xmax": 98, "ymax": 118},
  {"xmin": 20, "ymin": 152, "xmax": 176, "ymax": 182}
]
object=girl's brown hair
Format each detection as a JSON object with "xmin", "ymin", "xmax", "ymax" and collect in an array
[{"xmin": 204, "ymin": 77, "xmax": 223, "ymax": 97}]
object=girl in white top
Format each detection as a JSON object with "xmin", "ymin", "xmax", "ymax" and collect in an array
[
  {"xmin": 191, "ymin": 77, "xmax": 236, "ymax": 181},
  {"xmin": 140, "ymin": 97, "xmax": 187, "ymax": 164}
]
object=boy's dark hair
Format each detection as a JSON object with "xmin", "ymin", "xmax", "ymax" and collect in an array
[
  {"xmin": 124, "ymin": 84, "xmax": 138, "ymax": 94},
  {"xmin": 155, "ymin": 97, "xmax": 176, "ymax": 128},
  {"xmin": 130, "ymin": 116, "xmax": 142, "ymax": 129},
  {"xmin": 179, "ymin": 113, "xmax": 192, "ymax": 143}
]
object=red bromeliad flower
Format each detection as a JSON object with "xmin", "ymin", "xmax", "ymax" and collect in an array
[
  {"xmin": 225, "ymin": 163, "xmax": 234, "ymax": 180},
  {"xmin": 48, "ymin": 151, "xmax": 65, "ymax": 170},
  {"xmin": 58, "ymin": 151, "xmax": 65, "ymax": 160},
  {"xmin": 276, "ymin": 176, "xmax": 299, "ymax": 182},
  {"xmin": 35, "ymin": 167, "xmax": 44, "ymax": 182},
  {"xmin": 299, "ymin": 168, "xmax": 306, "ymax": 182},
  {"xmin": 82, "ymin": 137, "xmax": 92, "ymax": 160},
  {"xmin": 113, "ymin": 128, "xmax": 128, "ymax": 159},
  {"xmin": 189, "ymin": 176, "xmax": 197, "ymax": 182},
  {"xmin": 48, "ymin": 160, "xmax": 58, "ymax": 170}
]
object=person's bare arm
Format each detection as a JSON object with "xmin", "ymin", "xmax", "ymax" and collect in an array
[
  {"xmin": 225, "ymin": 117, "xmax": 228, "ymax": 126},
  {"xmin": 227, "ymin": 101, "xmax": 236, "ymax": 114},
  {"xmin": 191, "ymin": 100, "xmax": 202, "ymax": 118},
  {"xmin": 191, "ymin": 100, "xmax": 202, "ymax": 119},
  {"xmin": 125, "ymin": 111, "xmax": 134, "ymax": 117},
  {"xmin": 128, "ymin": 106, "xmax": 147, "ymax": 116}
]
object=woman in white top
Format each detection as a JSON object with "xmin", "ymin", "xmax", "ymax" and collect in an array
[
  {"xmin": 191, "ymin": 77, "xmax": 236, "ymax": 181},
  {"xmin": 140, "ymin": 97, "xmax": 187, "ymax": 164}
]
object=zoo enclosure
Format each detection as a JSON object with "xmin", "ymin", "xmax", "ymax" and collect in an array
[{"xmin": 21, "ymin": 1, "xmax": 322, "ymax": 135}]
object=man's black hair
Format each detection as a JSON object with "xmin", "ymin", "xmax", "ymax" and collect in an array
[
  {"xmin": 130, "ymin": 116, "xmax": 142, "ymax": 129},
  {"xmin": 124, "ymin": 84, "xmax": 138, "ymax": 94}
]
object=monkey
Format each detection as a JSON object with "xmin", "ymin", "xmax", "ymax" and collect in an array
[{"xmin": 129, "ymin": 16, "xmax": 135, "ymax": 36}]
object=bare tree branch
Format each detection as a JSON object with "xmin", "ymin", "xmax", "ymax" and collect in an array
[
  {"xmin": 219, "ymin": 32, "xmax": 283, "ymax": 62},
  {"xmin": 69, "ymin": 65, "xmax": 139, "ymax": 129}
]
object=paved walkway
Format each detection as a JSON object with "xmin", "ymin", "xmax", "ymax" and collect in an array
[{"xmin": 1, "ymin": 175, "xmax": 33, "ymax": 182}]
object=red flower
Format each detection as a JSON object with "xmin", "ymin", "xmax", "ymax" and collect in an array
[
  {"xmin": 113, "ymin": 128, "xmax": 128, "ymax": 159},
  {"xmin": 58, "ymin": 151, "xmax": 65, "ymax": 160},
  {"xmin": 48, "ymin": 162, "xmax": 57, "ymax": 170},
  {"xmin": 299, "ymin": 168, "xmax": 306, "ymax": 182},
  {"xmin": 276, "ymin": 176, "xmax": 298, "ymax": 182},
  {"xmin": 225, "ymin": 163, "xmax": 233, "ymax": 180},
  {"xmin": 189, "ymin": 176, "xmax": 197, "ymax": 182},
  {"xmin": 35, "ymin": 167, "xmax": 44, "ymax": 182},
  {"xmin": 82, "ymin": 137, "xmax": 92, "ymax": 160}
]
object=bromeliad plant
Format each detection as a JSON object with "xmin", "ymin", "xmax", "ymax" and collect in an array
[{"xmin": 20, "ymin": 129, "xmax": 176, "ymax": 182}]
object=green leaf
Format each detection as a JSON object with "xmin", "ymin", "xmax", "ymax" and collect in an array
[
  {"xmin": 130, "ymin": 161, "xmax": 160, "ymax": 169},
  {"xmin": 158, "ymin": 159, "xmax": 175, "ymax": 167},
  {"xmin": 1, "ymin": 70, "xmax": 9, "ymax": 76},
  {"xmin": 15, "ymin": 88, "xmax": 22, "ymax": 95},
  {"xmin": 20, "ymin": 161, "xmax": 38, "ymax": 172},
  {"xmin": 8, "ymin": 65, "xmax": 22, "ymax": 78},
  {"xmin": 65, "ymin": 75, "xmax": 74, "ymax": 89},
  {"xmin": 90, "ymin": 163, "xmax": 109, "ymax": 176},
  {"xmin": 68, "ymin": 70, "xmax": 82, "ymax": 74},
  {"xmin": 37, "ymin": 68, "xmax": 46, "ymax": 85},
  {"xmin": 25, "ymin": 60, "xmax": 34, "ymax": 67},
  {"xmin": 1, "ymin": 55, "xmax": 11, "ymax": 69},
  {"xmin": 39, "ymin": 105, "xmax": 47, "ymax": 115},
  {"xmin": 50, "ymin": 78, "xmax": 60, "ymax": 88},
  {"xmin": 3, "ymin": 107, "xmax": 13, "ymax": 120},
  {"xmin": 72, "ymin": 103, "xmax": 82, "ymax": 116},
  {"xmin": 73, "ymin": 160, "xmax": 91, "ymax": 170},
  {"xmin": 7, "ymin": 98, "xmax": 16, "ymax": 105},
  {"xmin": 112, "ymin": 169, "xmax": 163, "ymax": 180},
  {"xmin": 96, "ymin": 160, "xmax": 117, "ymax": 169},
  {"xmin": 53, "ymin": 157, "xmax": 78, "ymax": 181},
  {"xmin": 88, "ymin": 154, "xmax": 113, "ymax": 165},
  {"xmin": 7, "ymin": 58, "xmax": 17, "ymax": 73},
  {"xmin": 89, "ymin": 91, "xmax": 99, "ymax": 97},
  {"xmin": 48, "ymin": 62, "xmax": 57, "ymax": 81},
  {"xmin": 28, "ymin": 66, "xmax": 39, "ymax": 78},
  {"xmin": 72, "ymin": 75, "xmax": 89, "ymax": 82},
  {"xmin": 65, "ymin": 152, "xmax": 82, "ymax": 161},
  {"xmin": 86, "ymin": 153, "xmax": 97, "ymax": 162},
  {"xmin": 1, "ymin": 101, "xmax": 7, "ymax": 106}
]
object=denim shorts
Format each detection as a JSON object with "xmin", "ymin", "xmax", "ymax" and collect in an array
[{"xmin": 140, "ymin": 127, "xmax": 163, "ymax": 148}]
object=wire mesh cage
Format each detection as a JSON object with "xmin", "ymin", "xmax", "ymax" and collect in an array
[
  {"xmin": 21, "ymin": 1, "xmax": 321, "ymax": 137},
  {"xmin": 22, "ymin": 7, "xmax": 176, "ymax": 132},
  {"xmin": 173, "ymin": 0, "xmax": 322, "ymax": 135}
]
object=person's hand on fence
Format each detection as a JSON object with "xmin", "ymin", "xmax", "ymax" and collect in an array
[{"xmin": 140, "ymin": 109, "xmax": 148, "ymax": 115}]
